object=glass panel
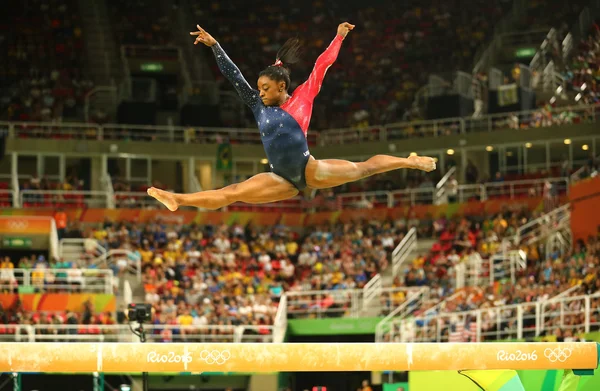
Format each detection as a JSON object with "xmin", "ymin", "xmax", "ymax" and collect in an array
[
  {"xmin": 524, "ymin": 143, "xmax": 546, "ymax": 174},
  {"xmin": 43, "ymin": 156, "xmax": 60, "ymax": 180},
  {"xmin": 65, "ymin": 158, "xmax": 90, "ymax": 190},
  {"xmin": 549, "ymin": 140, "xmax": 570, "ymax": 177},
  {"xmin": 17, "ymin": 155, "xmax": 37, "ymax": 183},
  {"xmin": 504, "ymin": 146, "xmax": 521, "ymax": 176},
  {"xmin": 572, "ymin": 138, "xmax": 593, "ymax": 171},
  {"xmin": 130, "ymin": 158, "xmax": 149, "ymax": 185}
]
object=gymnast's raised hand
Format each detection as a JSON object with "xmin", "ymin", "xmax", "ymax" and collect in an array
[{"xmin": 148, "ymin": 22, "xmax": 436, "ymax": 211}]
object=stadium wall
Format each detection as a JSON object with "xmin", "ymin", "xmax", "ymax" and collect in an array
[
  {"xmin": 6, "ymin": 123, "xmax": 597, "ymax": 161},
  {"xmin": 570, "ymin": 176, "xmax": 600, "ymax": 241},
  {"xmin": 0, "ymin": 195, "xmax": 566, "ymax": 228}
]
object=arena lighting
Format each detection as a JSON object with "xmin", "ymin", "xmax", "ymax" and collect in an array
[
  {"xmin": 260, "ymin": 158, "xmax": 269, "ymax": 164},
  {"xmin": 581, "ymin": 83, "xmax": 587, "ymax": 91},
  {"xmin": 0, "ymin": 343, "xmax": 597, "ymax": 373},
  {"xmin": 549, "ymin": 96, "xmax": 556, "ymax": 104},
  {"xmin": 525, "ymin": 142, "xmax": 532, "ymax": 148},
  {"xmin": 556, "ymin": 86, "xmax": 563, "ymax": 94},
  {"xmin": 446, "ymin": 149, "xmax": 455, "ymax": 155},
  {"xmin": 575, "ymin": 93, "xmax": 582, "ymax": 102},
  {"xmin": 564, "ymin": 139, "xmax": 572, "ymax": 145},
  {"xmin": 485, "ymin": 146, "xmax": 493, "ymax": 152},
  {"xmin": 582, "ymin": 144, "xmax": 589, "ymax": 151}
]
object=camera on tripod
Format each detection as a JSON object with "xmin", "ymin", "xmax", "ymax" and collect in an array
[{"xmin": 127, "ymin": 303, "xmax": 152, "ymax": 323}]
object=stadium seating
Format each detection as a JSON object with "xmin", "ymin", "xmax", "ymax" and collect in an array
[
  {"xmin": 107, "ymin": 0, "xmax": 173, "ymax": 46},
  {"xmin": 0, "ymin": 0, "xmax": 92, "ymax": 122}
]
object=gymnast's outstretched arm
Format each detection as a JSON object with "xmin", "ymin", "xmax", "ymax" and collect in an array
[
  {"xmin": 295, "ymin": 22, "xmax": 355, "ymax": 102},
  {"xmin": 190, "ymin": 25, "xmax": 261, "ymax": 109}
]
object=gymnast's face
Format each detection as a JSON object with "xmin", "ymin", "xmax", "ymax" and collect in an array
[{"xmin": 257, "ymin": 76, "xmax": 286, "ymax": 106}]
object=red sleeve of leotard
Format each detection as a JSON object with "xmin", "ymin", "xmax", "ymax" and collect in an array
[{"xmin": 295, "ymin": 34, "xmax": 344, "ymax": 102}]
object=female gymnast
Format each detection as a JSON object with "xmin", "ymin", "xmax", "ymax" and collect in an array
[{"xmin": 148, "ymin": 22, "xmax": 436, "ymax": 211}]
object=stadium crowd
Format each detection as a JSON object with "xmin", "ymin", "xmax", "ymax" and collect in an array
[
  {"xmin": 0, "ymin": 0, "xmax": 92, "ymax": 122},
  {"xmin": 1, "ymin": 0, "xmax": 600, "ymax": 345},
  {"xmin": 196, "ymin": 0, "xmax": 514, "ymax": 129}
]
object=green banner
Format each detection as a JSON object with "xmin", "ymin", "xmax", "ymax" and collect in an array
[
  {"xmin": 2, "ymin": 236, "xmax": 32, "ymax": 248},
  {"xmin": 287, "ymin": 317, "xmax": 383, "ymax": 336},
  {"xmin": 217, "ymin": 143, "xmax": 232, "ymax": 171}
]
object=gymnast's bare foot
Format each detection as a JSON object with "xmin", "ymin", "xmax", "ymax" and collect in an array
[
  {"xmin": 147, "ymin": 187, "xmax": 179, "ymax": 211},
  {"xmin": 408, "ymin": 155, "xmax": 437, "ymax": 172}
]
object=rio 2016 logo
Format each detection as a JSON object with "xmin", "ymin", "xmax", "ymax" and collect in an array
[
  {"xmin": 496, "ymin": 350, "xmax": 538, "ymax": 361},
  {"xmin": 146, "ymin": 351, "xmax": 193, "ymax": 364},
  {"xmin": 146, "ymin": 350, "xmax": 231, "ymax": 365}
]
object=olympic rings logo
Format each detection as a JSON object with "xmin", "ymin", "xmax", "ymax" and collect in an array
[
  {"xmin": 544, "ymin": 348, "xmax": 572, "ymax": 363},
  {"xmin": 7, "ymin": 220, "xmax": 29, "ymax": 231},
  {"xmin": 199, "ymin": 349, "xmax": 231, "ymax": 365}
]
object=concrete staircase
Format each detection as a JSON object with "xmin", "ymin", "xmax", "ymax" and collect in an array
[
  {"xmin": 77, "ymin": 0, "xmax": 121, "ymax": 119},
  {"xmin": 78, "ymin": 0, "xmax": 121, "ymax": 84},
  {"xmin": 59, "ymin": 239, "xmax": 105, "ymax": 263}
]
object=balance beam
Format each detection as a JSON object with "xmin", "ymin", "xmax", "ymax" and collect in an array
[{"xmin": 0, "ymin": 342, "xmax": 598, "ymax": 373}]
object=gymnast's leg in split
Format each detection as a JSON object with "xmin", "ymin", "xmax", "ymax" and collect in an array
[{"xmin": 147, "ymin": 154, "xmax": 435, "ymax": 211}]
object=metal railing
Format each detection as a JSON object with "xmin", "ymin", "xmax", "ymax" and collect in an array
[
  {"xmin": 386, "ymin": 290, "xmax": 600, "ymax": 343},
  {"xmin": 0, "ymin": 268, "xmax": 114, "ymax": 294},
  {"xmin": 10, "ymin": 177, "xmax": 571, "ymax": 211},
  {"xmin": 457, "ymin": 204, "xmax": 572, "ymax": 290},
  {"xmin": 434, "ymin": 166, "xmax": 457, "ymax": 205},
  {"xmin": 91, "ymin": 250, "xmax": 142, "ymax": 281},
  {"xmin": 5, "ymin": 324, "xmax": 274, "ymax": 343},
  {"xmin": 1, "ymin": 103, "xmax": 598, "ymax": 146},
  {"xmin": 273, "ymin": 295, "xmax": 287, "ymax": 343},
  {"xmin": 285, "ymin": 287, "xmax": 424, "ymax": 319},
  {"xmin": 335, "ymin": 177, "xmax": 569, "ymax": 210},
  {"xmin": 515, "ymin": 203, "xmax": 571, "ymax": 245},
  {"xmin": 455, "ymin": 253, "xmax": 484, "ymax": 289},
  {"xmin": 377, "ymin": 288, "xmax": 481, "ymax": 342},
  {"xmin": 285, "ymin": 289, "xmax": 361, "ymax": 319},
  {"xmin": 59, "ymin": 238, "xmax": 107, "ymax": 264},
  {"xmin": 392, "ymin": 227, "xmax": 417, "ymax": 280},
  {"xmin": 540, "ymin": 292, "xmax": 600, "ymax": 336},
  {"xmin": 375, "ymin": 287, "xmax": 430, "ymax": 342},
  {"xmin": 114, "ymin": 191, "xmax": 162, "ymax": 209},
  {"xmin": 362, "ymin": 274, "xmax": 383, "ymax": 314},
  {"xmin": 0, "ymin": 189, "xmax": 15, "ymax": 207},
  {"xmin": 20, "ymin": 190, "xmax": 112, "ymax": 208}
]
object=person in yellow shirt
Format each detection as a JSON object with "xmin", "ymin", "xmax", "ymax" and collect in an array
[
  {"xmin": 0, "ymin": 257, "xmax": 14, "ymax": 290},
  {"xmin": 412, "ymin": 256, "xmax": 425, "ymax": 268},
  {"xmin": 94, "ymin": 228, "xmax": 108, "ymax": 241},
  {"xmin": 178, "ymin": 309, "xmax": 194, "ymax": 339},
  {"xmin": 238, "ymin": 242, "xmax": 250, "ymax": 257},
  {"xmin": 286, "ymin": 240, "xmax": 298, "ymax": 256},
  {"xmin": 568, "ymin": 269, "xmax": 582, "ymax": 287},
  {"xmin": 392, "ymin": 289, "xmax": 406, "ymax": 305},
  {"xmin": 331, "ymin": 270, "xmax": 344, "ymax": 285},
  {"xmin": 0, "ymin": 257, "xmax": 13, "ymax": 269},
  {"xmin": 139, "ymin": 246, "xmax": 154, "ymax": 264},
  {"xmin": 177, "ymin": 310, "xmax": 194, "ymax": 326}
]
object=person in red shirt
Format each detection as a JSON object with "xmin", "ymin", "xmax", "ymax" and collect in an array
[{"xmin": 54, "ymin": 208, "xmax": 67, "ymax": 239}]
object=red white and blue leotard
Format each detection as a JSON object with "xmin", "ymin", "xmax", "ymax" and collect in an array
[{"xmin": 211, "ymin": 34, "xmax": 344, "ymax": 190}]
